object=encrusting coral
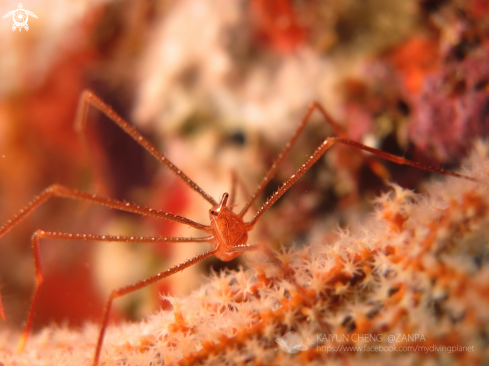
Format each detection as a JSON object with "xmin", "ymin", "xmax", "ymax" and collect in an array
[{"xmin": 1, "ymin": 143, "xmax": 488, "ymax": 365}]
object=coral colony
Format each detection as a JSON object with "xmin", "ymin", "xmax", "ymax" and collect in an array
[{"xmin": 0, "ymin": 143, "xmax": 487, "ymax": 365}]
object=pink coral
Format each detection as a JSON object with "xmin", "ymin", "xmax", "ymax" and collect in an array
[{"xmin": 409, "ymin": 42, "xmax": 489, "ymax": 162}]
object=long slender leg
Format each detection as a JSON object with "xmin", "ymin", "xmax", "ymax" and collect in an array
[
  {"xmin": 228, "ymin": 170, "xmax": 260, "ymax": 214},
  {"xmin": 247, "ymin": 137, "xmax": 478, "ymax": 228},
  {"xmin": 75, "ymin": 90, "xmax": 218, "ymax": 206},
  {"xmin": 16, "ymin": 230, "xmax": 213, "ymax": 352},
  {"xmin": 93, "ymin": 248, "xmax": 218, "ymax": 366},
  {"xmin": 75, "ymin": 95, "xmax": 113, "ymax": 197},
  {"xmin": 330, "ymin": 137, "xmax": 479, "ymax": 182},
  {"xmin": 0, "ymin": 184, "xmax": 212, "ymax": 240},
  {"xmin": 239, "ymin": 102, "xmax": 392, "ymax": 218},
  {"xmin": 239, "ymin": 103, "xmax": 317, "ymax": 217},
  {"xmin": 313, "ymin": 103, "xmax": 391, "ymax": 180}
]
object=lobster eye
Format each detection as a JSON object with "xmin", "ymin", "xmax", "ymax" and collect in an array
[{"xmin": 210, "ymin": 209, "xmax": 216, "ymax": 215}]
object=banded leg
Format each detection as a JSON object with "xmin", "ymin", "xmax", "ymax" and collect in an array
[
  {"xmin": 75, "ymin": 90, "xmax": 218, "ymax": 206},
  {"xmin": 247, "ymin": 137, "xmax": 478, "ymax": 228},
  {"xmin": 17, "ymin": 230, "xmax": 213, "ymax": 352},
  {"xmin": 0, "ymin": 184, "xmax": 211, "ymax": 241},
  {"xmin": 93, "ymin": 248, "xmax": 218, "ymax": 366}
]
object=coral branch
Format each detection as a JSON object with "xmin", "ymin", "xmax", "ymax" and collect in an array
[{"xmin": 0, "ymin": 144, "xmax": 488, "ymax": 365}]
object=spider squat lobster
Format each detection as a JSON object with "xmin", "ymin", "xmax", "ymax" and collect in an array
[{"xmin": 0, "ymin": 90, "xmax": 478, "ymax": 365}]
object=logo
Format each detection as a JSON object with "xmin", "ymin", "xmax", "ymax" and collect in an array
[
  {"xmin": 275, "ymin": 331, "xmax": 309, "ymax": 354},
  {"xmin": 3, "ymin": 3, "xmax": 37, "ymax": 32}
]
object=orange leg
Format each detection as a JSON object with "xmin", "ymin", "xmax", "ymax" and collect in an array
[
  {"xmin": 16, "ymin": 229, "xmax": 213, "ymax": 354},
  {"xmin": 0, "ymin": 183, "xmax": 213, "ymax": 351},
  {"xmin": 313, "ymin": 103, "xmax": 392, "ymax": 181},
  {"xmin": 239, "ymin": 103, "xmax": 317, "ymax": 217},
  {"xmin": 92, "ymin": 248, "xmax": 218, "ymax": 366},
  {"xmin": 0, "ymin": 184, "xmax": 211, "ymax": 240},
  {"xmin": 75, "ymin": 90, "xmax": 218, "ymax": 206},
  {"xmin": 239, "ymin": 102, "xmax": 391, "ymax": 217},
  {"xmin": 247, "ymin": 136, "xmax": 478, "ymax": 227},
  {"xmin": 0, "ymin": 90, "xmax": 220, "ymax": 363}
]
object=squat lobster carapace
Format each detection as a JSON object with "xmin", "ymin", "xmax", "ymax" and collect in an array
[{"xmin": 0, "ymin": 90, "xmax": 478, "ymax": 366}]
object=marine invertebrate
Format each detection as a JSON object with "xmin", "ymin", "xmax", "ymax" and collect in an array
[
  {"xmin": 0, "ymin": 88, "xmax": 477, "ymax": 365},
  {"xmin": 1, "ymin": 2, "xmax": 488, "ymax": 365},
  {"xmin": 0, "ymin": 139, "xmax": 487, "ymax": 365}
]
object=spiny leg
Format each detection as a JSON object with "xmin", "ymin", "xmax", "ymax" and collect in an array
[
  {"xmin": 75, "ymin": 90, "xmax": 218, "ymax": 206},
  {"xmin": 92, "ymin": 248, "xmax": 218, "ymax": 366},
  {"xmin": 313, "ymin": 103, "xmax": 391, "ymax": 180},
  {"xmin": 247, "ymin": 137, "xmax": 478, "ymax": 228},
  {"xmin": 0, "ymin": 184, "xmax": 211, "ymax": 339},
  {"xmin": 73, "ymin": 93, "xmax": 112, "ymax": 197},
  {"xmin": 240, "ymin": 134, "xmax": 479, "ymax": 334},
  {"xmin": 239, "ymin": 103, "xmax": 317, "ymax": 217},
  {"xmin": 17, "ymin": 230, "xmax": 213, "ymax": 352},
  {"xmin": 329, "ymin": 137, "xmax": 479, "ymax": 182},
  {"xmin": 240, "ymin": 102, "xmax": 395, "ymax": 218},
  {"xmin": 0, "ymin": 184, "xmax": 211, "ymax": 240}
]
